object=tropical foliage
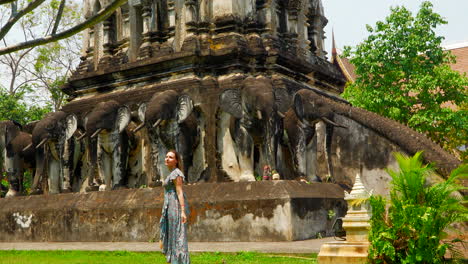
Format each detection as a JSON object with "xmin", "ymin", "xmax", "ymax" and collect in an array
[
  {"xmin": 0, "ymin": 88, "xmax": 51, "ymax": 124},
  {"xmin": 368, "ymin": 152, "xmax": 467, "ymax": 263}
]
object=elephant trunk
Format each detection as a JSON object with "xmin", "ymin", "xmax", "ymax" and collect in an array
[
  {"xmin": 264, "ymin": 121, "xmax": 278, "ymax": 173},
  {"xmin": 31, "ymin": 146, "xmax": 46, "ymax": 193}
]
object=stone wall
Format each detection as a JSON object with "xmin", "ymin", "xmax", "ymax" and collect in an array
[{"xmin": 0, "ymin": 181, "xmax": 346, "ymax": 242}]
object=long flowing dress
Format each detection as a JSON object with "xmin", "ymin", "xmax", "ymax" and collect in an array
[{"xmin": 160, "ymin": 168, "xmax": 190, "ymax": 264}]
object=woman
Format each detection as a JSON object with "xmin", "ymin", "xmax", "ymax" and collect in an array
[{"xmin": 159, "ymin": 150, "xmax": 190, "ymax": 264}]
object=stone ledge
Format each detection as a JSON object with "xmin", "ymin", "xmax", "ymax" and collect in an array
[{"xmin": 0, "ymin": 181, "xmax": 346, "ymax": 242}]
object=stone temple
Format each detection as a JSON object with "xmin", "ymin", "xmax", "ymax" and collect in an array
[{"xmin": 0, "ymin": 0, "xmax": 460, "ymax": 242}]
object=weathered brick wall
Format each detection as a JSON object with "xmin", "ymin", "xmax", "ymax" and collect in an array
[{"xmin": 0, "ymin": 181, "xmax": 346, "ymax": 242}]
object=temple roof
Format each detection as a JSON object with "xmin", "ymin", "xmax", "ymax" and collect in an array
[
  {"xmin": 330, "ymin": 31, "xmax": 356, "ymax": 83},
  {"xmin": 445, "ymin": 42, "xmax": 468, "ymax": 74}
]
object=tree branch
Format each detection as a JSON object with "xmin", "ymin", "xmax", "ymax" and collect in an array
[
  {"xmin": 0, "ymin": 0, "xmax": 16, "ymax": 6},
  {"xmin": 0, "ymin": 0, "xmax": 48, "ymax": 41},
  {"xmin": 0, "ymin": 0, "xmax": 126, "ymax": 55},
  {"xmin": 52, "ymin": 0, "xmax": 66, "ymax": 35}
]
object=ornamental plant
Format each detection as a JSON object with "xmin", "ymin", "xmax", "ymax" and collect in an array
[{"xmin": 368, "ymin": 152, "xmax": 467, "ymax": 263}]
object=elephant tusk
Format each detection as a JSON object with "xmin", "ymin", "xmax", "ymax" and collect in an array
[
  {"xmin": 22, "ymin": 143, "xmax": 32, "ymax": 152},
  {"xmin": 132, "ymin": 123, "xmax": 145, "ymax": 133},
  {"xmin": 297, "ymin": 119, "xmax": 305, "ymax": 127},
  {"xmin": 322, "ymin": 117, "xmax": 347, "ymax": 128},
  {"xmin": 257, "ymin": 110, "xmax": 263, "ymax": 120},
  {"xmin": 152, "ymin": 119, "xmax": 162, "ymax": 128},
  {"xmin": 90, "ymin": 128, "xmax": 103, "ymax": 138},
  {"xmin": 277, "ymin": 111, "xmax": 285, "ymax": 118},
  {"xmin": 76, "ymin": 132, "xmax": 87, "ymax": 141},
  {"xmin": 35, "ymin": 138, "xmax": 48, "ymax": 149}
]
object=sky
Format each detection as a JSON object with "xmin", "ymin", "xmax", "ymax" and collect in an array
[{"xmin": 322, "ymin": 0, "xmax": 468, "ymax": 56}]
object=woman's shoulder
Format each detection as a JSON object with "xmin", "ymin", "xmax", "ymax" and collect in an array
[{"xmin": 169, "ymin": 168, "xmax": 185, "ymax": 180}]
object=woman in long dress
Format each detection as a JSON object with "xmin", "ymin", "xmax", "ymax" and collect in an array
[{"xmin": 159, "ymin": 150, "xmax": 190, "ymax": 264}]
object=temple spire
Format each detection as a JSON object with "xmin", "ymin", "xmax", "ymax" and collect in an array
[{"xmin": 331, "ymin": 28, "xmax": 338, "ymax": 63}]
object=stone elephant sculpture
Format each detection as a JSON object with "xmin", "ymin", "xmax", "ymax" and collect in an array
[
  {"xmin": 219, "ymin": 76, "xmax": 288, "ymax": 181},
  {"xmin": 0, "ymin": 120, "xmax": 35, "ymax": 197},
  {"xmin": 76, "ymin": 122, "xmax": 99, "ymax": 192},
  {"xmin": 83, "ymin": 100, "xmax": 131, "ymax": 191},
  {"xmin": 30, "ymin": 111, "xmax": 78, "ymax": 194},
  {"xmin": 283, "ymin": 89, "xmax": 345, "ymax": 182},
  {"xmin": 133, "ymin": 90, "xmax": 200, "ymax": 182}
]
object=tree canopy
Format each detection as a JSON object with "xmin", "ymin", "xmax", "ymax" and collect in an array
[
  {"xmin": 0, "ymin": 88, "xmax": 51, "ymax": 124},
  {"xmin": 0, "ymin": 0, "xmax": 126, "ymax": 55},
  {"xmin": 343, "ymin": 1, "xmax": 468, "ymax": 160},
  {"xmin": 0, "ymin": 0, "xmax": 83, "ymax": 113}
]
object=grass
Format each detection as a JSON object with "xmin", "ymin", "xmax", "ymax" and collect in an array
[{"xmin": 0, "ymin": 250, "xmax": 317, "ymax": 264}]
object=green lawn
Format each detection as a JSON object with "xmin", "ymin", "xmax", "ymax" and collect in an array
[{"xmin": 0, "ymin": 251, "xmax": 317, "ymax": 264}]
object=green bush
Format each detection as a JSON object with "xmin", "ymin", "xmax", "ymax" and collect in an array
[{"xmin": 368, "ymin": 152, "xmax": 467, "ymax": 264}]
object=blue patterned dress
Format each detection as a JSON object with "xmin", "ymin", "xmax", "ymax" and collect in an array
[{"xmin": 160, "ymin": 168, "xmax": 190, "ymax": 264}]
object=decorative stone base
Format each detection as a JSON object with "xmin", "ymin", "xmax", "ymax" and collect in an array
[
  {"xmin": 0, "ymin": 181, "xmax": 346, "ymax": 242},
  {"xmin": 317, "ymin": 242, "xmax": 370, "ymax": 264}
]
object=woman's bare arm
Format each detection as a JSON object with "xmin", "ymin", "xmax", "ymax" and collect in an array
[{"xmin": 174, "ymin": 176, "xmax": 187, "ymax": 223}]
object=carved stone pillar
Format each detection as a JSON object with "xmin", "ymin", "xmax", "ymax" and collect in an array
[
  {"xmin": 197, "ymin": 0, "xmax": 210, "ymax": 37},
  {"xmin": 138, "ymin": 0, "xmax": 153, "ymax": 59},
  {"xmin": 77, "ymin": 27, "xmax": 95, "ymax": 73},
  {"xmin": 300, "ymin": 19, "xmax": 312, "ymax": 60},
  {"xmin": 158, "ymin": 0, "xmax": 175, "ymax": 54},
  {"xmin": 167, "ymin": 1, "xmax": 176, "ymax": 39},
  {"xmin": 256, "ymin": 0, "xmax": 268, "ymax": 31},
  {"xmin": 115, "ymin": 6, "xmax": 130, "ymax": 63},
  {"xmin": 287, "ymin": 9, "xmax": 299, "ymax": 52},
  {"xmin": 212, "ymin": 0, "xmax": 243, "ymax": 33},
  {"xmin": 99, "ymin": 16, "xmax": 116, "ymax": 66},
  {"xmin": 86, "ymin": 27, "xmax": 96, "ymax": 70},
  {"xmin": 184, "ymin": 0, "xmax": 197, "ymax": 35},
  {"xmin": 308, "ymin": 12, "xmax": 327, "ymax": 58},
  {"xmin": 258, "ymin": 0, "xmax": 281, "ymax": 38}
]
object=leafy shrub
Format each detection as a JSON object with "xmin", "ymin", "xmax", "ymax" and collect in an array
[{"xmin": 368, "ymin": 152, "xmax": 467, "ymax": 264}]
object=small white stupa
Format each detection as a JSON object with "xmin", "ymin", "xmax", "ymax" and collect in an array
[{"xmin": 317, "ymin": 173, "xmax": 372, "ymax": 264}]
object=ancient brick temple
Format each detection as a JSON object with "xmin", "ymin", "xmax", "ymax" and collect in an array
[
  {"xmin": 0, "ymin": 0, "xmax": 460, "ymax": 242},
  {"xmin": 61, "ymin": 0, "xmax": 346, "ymax": 186}
]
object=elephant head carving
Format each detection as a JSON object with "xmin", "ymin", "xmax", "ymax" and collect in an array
[
  {"xmin": 32, "ymin": 111, "xmax": 77, "ymax": 148},
  {"xmin": 0, "ymin": 120, "xmax": 34, "ymax": 197},
  {"xmin": 31, "ymin": 111, "xmax": 78, "ymax": 194},
  {"xmin": 220, "ymin": 77, "xmax": 289, "ymax": 123},
  {"xmin": 219, "ymin": 76, "xmax": 287, "ymax": 181},
  {"xmin": 284, "ymin": 89, "xmax": 346, "ymax": 182},
  {"xmin": 137, "ymin": 90, "xmax": 193, "ymax": 130},
  {"xmin": 135, "ymin": 90, "xmax": 199, "ymax": 182},
  {"xmin": 83, "ymin": 100, "xmax": 131, "ymax": 191},
  {"xmin": 85, "ymin": 100, "xmax": 131, "ymax": 138},
  {"xmin": 293, "ymin": 89, "xmax": 343, "ymax": 128}
]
